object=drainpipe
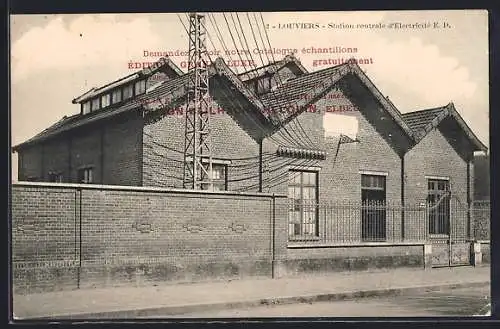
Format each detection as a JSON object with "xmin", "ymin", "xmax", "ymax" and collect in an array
[
  {"xmin": 466, "ymin": 155, "xmax": 471, "ymax": 240},
  {"xmin": 401, "ymin": 154, "xmax": 405, "ymax": 241},
  {"xmin": 259, "ymin": 138, "xmax": 263, "ymax": 193},
  {"xmin": 100, "ymin": 127, "xmax": 105, "ymax": 184},
  {"xmin": 68, "ymin": 135, "xmax": 72, "ymax": 183},
  {"xmin": 271, "ymin": 194, "xmax": 276, "ymax": 279}
]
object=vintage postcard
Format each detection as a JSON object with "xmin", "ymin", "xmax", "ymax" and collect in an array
[{"xmin": 10, "ymin": 10, "xmax": 490, "ymax": 319}]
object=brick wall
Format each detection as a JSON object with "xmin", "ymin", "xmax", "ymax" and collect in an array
[
  {"xmin": 15, "ymin": 111, "xmax": 143, "ymax": 186},
  {"xmin": 142, "ymin": 99, "xmax": 260, "ymax": 191},
  {"xmin": 404, "ymin": 128, "xmax": 471, "ymax": 240},
  {"xmin": 12, "ymin": 183, "xmax": 284, "ymax": 294},
  {"xmin": 17, "ymin": 146, "xmax": 42, "ymax": 181}
]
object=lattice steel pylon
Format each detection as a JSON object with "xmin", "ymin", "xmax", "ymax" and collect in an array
[{"xmin": 183, "ymin": 13, "xmax": 213, "ymax": 190}]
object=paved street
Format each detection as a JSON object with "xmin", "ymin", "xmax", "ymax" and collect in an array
[{"xmin": 143, "ymin": 284, "xmax": 490, "ymax": 318}]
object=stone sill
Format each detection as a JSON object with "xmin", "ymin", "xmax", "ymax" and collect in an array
[{"xmin": 287, "ymin": 241, "xmax": 426, "ymax": 249}]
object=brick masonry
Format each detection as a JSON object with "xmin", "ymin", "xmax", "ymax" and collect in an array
[
  {"xmin": 404, "ymin": 127, "xmax": 473, "ymax": 241},
  {"xmin": 12, "ymin": 77, "xmax": 486, "ymax": 292},
  {"xmin": 11, "ymin": 183, "xmax": 285, "ymax": 294},
  {"xmin": 16, "ymin": 111, "xmax": 143, "ymax": 186}
]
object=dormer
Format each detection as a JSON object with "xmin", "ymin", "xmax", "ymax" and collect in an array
[
  {"xmin": 239, "ymin": 54, "xmax": 308, "ymax": 96},
  {"xmin": 73, "ymin": 57, "xmax": 183, "ymax": 115}
]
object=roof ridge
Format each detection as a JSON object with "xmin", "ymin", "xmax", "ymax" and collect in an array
[{"xmin": 402, "ymin": 105, "xmax": 448, "ymax": 116}]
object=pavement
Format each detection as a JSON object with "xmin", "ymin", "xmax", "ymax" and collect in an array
[{"xmin": 13, "ymin": 265, "xmax": 490, "ymax": 320}]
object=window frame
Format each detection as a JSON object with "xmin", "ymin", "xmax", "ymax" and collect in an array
[
  {"xmin": 48, "ymin": 172, "xmax": 64, "ymax": 183},
  {"xmin": 288, "ymin": 169, "xmax": 319, "ymax": 240},
  {"xmin": 427, "ymin": 178, "xmax": 451, "ymax": 236},
  {"xmin": 122, "ymin": 84, "xmax": 134, "ymax": 100},
  {"xmin": 101, "ymin": 93, "xmax": 111, "ymax": 108},
  {"xmin": 82, "ymin": 101, "xmax": 91, "ymax": 114},
  {"xmin": 360, "ymin": 174, "xmax": 387, "ymax": 242},
  {"xmin": 77, "ymin": 167, "xmax": 94, "ymax": 184},
  {"xmin": 134, "ymin": 79, "xmax": 146, "ymax": 96},
  {"xmin": 112, "ymin": 88, "xmax": 122, "ymax": 104},
  {"xmin": 91, "ymin": 98, "xmax": 101, "ymax": 111},
  {"xmin": 200, "ymin": 163, "xmax": 228, "ymax": 191}
]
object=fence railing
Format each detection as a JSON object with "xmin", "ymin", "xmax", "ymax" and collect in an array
[{"xmin": 287, "ymin": 198, "xmax": 490, "ymax": 245}]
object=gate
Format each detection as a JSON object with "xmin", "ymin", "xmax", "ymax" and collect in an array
[{"xmin": 430, "ymin": 193, "xmax": 471, "ymax": 268}]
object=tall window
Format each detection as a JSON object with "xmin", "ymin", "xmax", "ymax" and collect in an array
[
  {"xmin": 123, "ymin": 84, "xmax": 134, "ymax": 99},
  {"xmin": 77, "ymin": 167, "xmax": 94, "ymax": 184},
  {"xmin": 135, "ymin": 80, "xmax": 146, "ymax": 95},
  {"xmin": 428, "ymin": 179, "xmax": 450, "ymax": 235},
  {"xmin": 288, "ymin": 170, "xmax": 318, "ymax": 238},
  {"xmin": 112, "ymin": 89, "xmax": 122, "ymax": 104},
  {"xmin": 361, "ymin": 174, "xmax": 387, "ymax": 241},
  {"xmin": 101, "ymin": 94, "xmax": 111, "ymax": 108},
  {"xmin": 82, "ymin": 101, "xmax": 91, "ymax": 114}
]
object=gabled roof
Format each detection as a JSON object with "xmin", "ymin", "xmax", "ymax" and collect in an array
[
  {"xmin": 237, "ymin": 54, "xmax": 308, "ymax": 82},
  {"xmin": 260, "ymin": 59, "xmax": 417, "ymax": 144},
  {"xmin": 402, "ymin": 103, "xmax": 487, "ymax": 152},
  {"xmin": 13, "ymin": 58, "xmax": 273, "ymax": 150},
  {"xmin": 13, "ymin": 73, "xmax": 192, "ymax": 151},
  {"xmin": 72, "ymin": 57, "xmax": 184, "ymax": 104}
]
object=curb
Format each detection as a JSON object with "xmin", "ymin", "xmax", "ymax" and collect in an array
[{"xmin": 19, "ymin": 280, "xmax": 490, "ymax": 320}]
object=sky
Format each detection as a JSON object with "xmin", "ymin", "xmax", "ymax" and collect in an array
[{"xmin": 10, "ymin": 10, "xmax": 489, "ymax": 181}]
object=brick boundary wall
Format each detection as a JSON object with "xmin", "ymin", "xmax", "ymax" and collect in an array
[{"xmin": 11, "ymin": 182, "xmax": 287, "ymax": 294}]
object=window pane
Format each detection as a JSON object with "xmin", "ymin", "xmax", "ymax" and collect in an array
[
  {"xmin": 123, "ymin": 85, "xmax": 134, "ymax": 99},
  {"xmin": 303, "ymin": 187, "xmax": 310, "ymax": 200},
  {"xmin": 112, "ymin": 90, "xmax": 122, "ymax": 103},
  {"xmin": 294, "ymin": 171, "xmax": 301, "ymax": 184},
  {"xmin": 91, "ymin": 98, "xmax": 100, "ymax": 111},
  {"xmin": 101, "ymin": 94, "xmax": 110, "ymax": 107},
  {"xmin": 82, "ymin": 101, "xmax": 91, "ymax": 114},
  {"xmin": 135, "ymin": 80, "xmax": 146, "ymax": 95},
  {"xmin": 361, "ymin": 175, "xmax": 369, "ymax": 187}
]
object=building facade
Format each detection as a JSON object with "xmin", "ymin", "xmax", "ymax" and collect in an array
[{"xmin": 13, "ymin": 55, "xmax": 487, "ymax": 250}]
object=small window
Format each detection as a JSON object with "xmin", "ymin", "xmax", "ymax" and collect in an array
[
  {"xmin": 135, "ymin": 80, "xmax": 146, "ymax": 95},
  {"xmin": 77, "ymin": 167, "xmax": 94, "ymax": 184},
  {"xmin": 82, "ymin": 101, "xmax": 91, "ymax": 114},
  {"xmin": 200, "ymin": 163, "xmax": 227, "ymax": 191},
  {"xmin": 91, "ymin": 98, "xmax": 100, "ymax": 111},
  {"xmin": 123, "ymin": 84, "xmax": 134, "ymax": 100},
  {"xmin": 112, "ymin": 89, "xmax": 122, "ymax": 104},
  {"xmin": 256, "ymin": 77, "xmax": 271, "ymax": 94},
  {"xmin": 48, "ymin": 172, "xmax": 63, "ymax": 183},
  {"xmin": 101, "ymin": 94, "xmax": 111, "ymax": 108}
]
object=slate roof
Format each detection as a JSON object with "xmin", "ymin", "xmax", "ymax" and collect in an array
[
  {"xmin": 13, "ymin": 55, "xmax": 486, "ymax": 155},
  {"xmin": 401, "ymin": 106, "xmax": 447, "ymax": 136},
  {"xmin": 14, "ymin": 74, "xmax": 192, "ymax": 149},
  {"xmin": 72, "ymin": 57, "xmax": 184, "ymax": 104},
  {"xmin": 260, "ymin": 64, "xmax": 347, "ymax": 110},
  {"xmin": 402, "ymin": 103, "xmax": 487, "ymax": 152}
]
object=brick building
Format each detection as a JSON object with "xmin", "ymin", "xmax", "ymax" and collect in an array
[{"xmin": 13, "ymin": 54, "xmax": 487, "ymax": 246}]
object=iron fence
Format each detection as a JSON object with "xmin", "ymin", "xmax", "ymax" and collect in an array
[{"xmin": 288, "ymin": 196, "xmax": 481, "ymax": 244}]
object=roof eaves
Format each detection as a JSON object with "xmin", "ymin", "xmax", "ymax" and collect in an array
[
  {"xmin": 214, "ymin": 58, "xmax": 267, "ymax": 116},
  {"xmin": 72, "ymin": 57, "xmax": 184, "ymax": 104},
  {"xmin": 446, "ymin": 102, "xmax": 488, "ymax": 153},
  {"xmin": 346, "ymin": 61, "xmax": 417, "ymax": 143}
]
